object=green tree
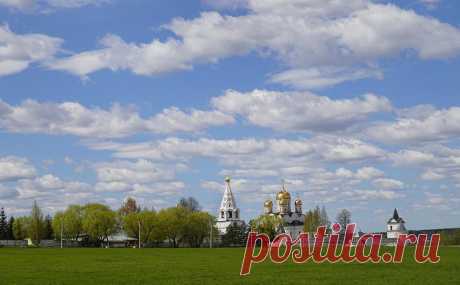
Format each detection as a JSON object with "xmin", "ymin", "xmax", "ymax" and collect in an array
[
  {"xmin": 12, "ymin": 217, "xmax": 30, "ymax": 240},
  {"xmin": 181, "ymin": 211, "xmax": 215, "ymax": 247},
  {"xmin": 0, "ymin": 207, "xmax": 7, "ymax": 239},
  {"xmin": 222, "ymin": 222, "xmax": 247, "ymax": 246},
  {"xmin": 250, "ymin": 215, "xmax": 282, "ymax": 239},
  {"xmin": 304, "ymin": 206, "xmax": 321, "ymax": 233},
  {"xmin": 44, "ymin": 214, "xmax": 53, "ymax": 239},
  {"xmin": 157, "ymin": 207, "xmax": 187, "ymax": 248},
  {"xmin": 64, "ymin": 205, "xmax": 84, "ymax": 240},
  {"xmin": 82, "ymin": 203, "xmax": 117, "ymax": 246},
  {"xmin": 123, "ymin": 210, "xmax": 158, "ymax": 245},
  {"xmin": 29, "ymin": 201, "xmax": 45, "ymax": 245},
  {"xmin": 52, "ymin": 211, "xmax": 65, "ymax": 240},
  {"xmin": 7, "ymin": 216, "xmax": 14, "ymax": 240}
]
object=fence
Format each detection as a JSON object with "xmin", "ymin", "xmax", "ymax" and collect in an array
[{"xmin": 0, "ymin": 240, "xmax": 27, "ymax": 247}]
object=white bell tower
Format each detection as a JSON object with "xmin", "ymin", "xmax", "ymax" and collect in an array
[{"xmin": 216, "ymin": 177, "xmax": 242, "ymax": 234}]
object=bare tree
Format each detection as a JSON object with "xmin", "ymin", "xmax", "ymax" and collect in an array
[
  {"xmin": 335, "ymin": 209, "xmax": 351, "ymax": 232},
  {"xmin": 178, "ymin": 197, "xmax": 201, "ymax": 212}
]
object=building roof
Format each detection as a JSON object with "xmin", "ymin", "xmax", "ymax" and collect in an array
[
  {"xmin": 387, "ymin": 208, "xmax": 405, "ymax": 224},
  {"xmin": 220, "ymin": 177, "xmax": 238, "ymax": 210}
]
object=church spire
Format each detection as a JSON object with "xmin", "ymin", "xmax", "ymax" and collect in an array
[
  {"xmin": 216, "ymin": 176, "xmax": 242, "ymax": 234},
  {"xmin": 393, "ymin": 208, "xmax": 399, "ymax": 220},
  {"xmin": 220, "ymin": 176, "xmax": 237, "ymax": 209}
]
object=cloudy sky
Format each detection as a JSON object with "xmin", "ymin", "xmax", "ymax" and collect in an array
[{"xmin": 1, "ymin": 0, "xmax": 459, "ymax": 231}]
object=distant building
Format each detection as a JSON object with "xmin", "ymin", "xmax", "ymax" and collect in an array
[
  {"xmin": 264, "ymin": 183, "xmax": 305, "ymax": 239},
  {"xmin": 386, "ymin": 208, "xmax": 407, "ymax": 239},
  {"xmin": 216, "ymin": 177, "xmax": 243, "ymax": 234}
]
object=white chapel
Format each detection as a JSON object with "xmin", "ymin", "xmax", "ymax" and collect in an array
[{"xmin": 216, "ymin": 177, "xmax": 243, "ymax": 234}]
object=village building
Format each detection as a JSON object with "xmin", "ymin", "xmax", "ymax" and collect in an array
[
  {"xmin": 386, "ymin": 208, "xmax": 408, "ymax": 239},
  {"xmin": 216, "ymin": 177, "xmax": 243, "ymax": 234}
]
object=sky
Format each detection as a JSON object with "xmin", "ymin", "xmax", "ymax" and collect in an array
[{"xmin": 0, "ymin": 0, "xmax": 460, "ymax": 232}]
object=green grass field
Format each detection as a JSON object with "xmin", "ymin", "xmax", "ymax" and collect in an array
[{"xmin": 0, "ymin": 247, "xmax": 459, "ymax": 285}]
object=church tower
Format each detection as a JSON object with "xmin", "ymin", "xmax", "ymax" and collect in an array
[
  {"xmin": 386, "ymin": 208, "xmax": 407, "ymax": 239},
  {"xmin": 216, "ymin": 177, "xmax": 242, "ymax": 234}
]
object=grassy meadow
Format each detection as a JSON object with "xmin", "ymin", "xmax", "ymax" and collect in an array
[{"xmin": 0, "ymin": 247, "xmax": 459, "ymax": 285}]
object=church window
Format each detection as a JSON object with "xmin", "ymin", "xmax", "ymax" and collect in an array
[
  {"xmin": 390, "ymin": 226, "xmax": 392, "ymax": 230},
  {"xmin": 228, "ymin": 211, "xmax": 232, "ymax": 218},
  {"xmin": 221, "ymin": 211, "xmax": 224, "ymax": 218},
  {"xmin": 235, "ymin": 211, "xmax": 239, "ymax": 219}
]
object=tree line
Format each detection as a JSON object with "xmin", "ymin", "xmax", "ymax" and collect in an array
[{"xmin": 1, "ymin": 197, "xmax": 223, "ymax": 248}]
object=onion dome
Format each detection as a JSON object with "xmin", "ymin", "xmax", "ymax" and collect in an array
[
  {"xmin": 295, "ymin": 198, "xmax": 302, "ymax": 206},
  {"xmin": 264, "ymin": 200, "xmax": 273, "ymax": 207},
  {"xmin": 276, "ymin": 191, "xmax": 291, "ymax": 201}
]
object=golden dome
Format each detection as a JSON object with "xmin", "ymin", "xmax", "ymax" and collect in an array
[
  {"xmin": 264, "ymin": 200, "xmax": 273, "ymax": 207},
  {"xmin": 276, "ymin": 191, "xmax": 291, "ymax": 201}
]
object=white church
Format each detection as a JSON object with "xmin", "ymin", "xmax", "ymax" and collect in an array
[
  {"xmin": 216, "ymin": 177, "xmax": 304, "ymax": 238},
  {"xmin": 386, "ymin": 208, "xmax": 407, "ymax": 239},
  {"xmin": 263, "ymin": 183, "xmax": 305, "ymax": 239},
  {"xmin": 216, "ymin": 177, "xmax": 243, "ymax": 234}
]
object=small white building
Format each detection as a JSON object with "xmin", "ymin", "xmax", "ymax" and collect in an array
[
  {"xmin": 386, "ymin": 208, "xmax": 407, "ymax": 239},
  {"xmin": 216, "ymin": 177, "xmax": 243, "ymax": 234}
]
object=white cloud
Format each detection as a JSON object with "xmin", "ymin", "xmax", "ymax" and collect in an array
[
  {"xmin": 344, "ymin": 189, "xmax": 404, "ymax": 200},
  {"xmin": 420, "ymin": 169, "xmax": 445, "ymax": 181},
  {"xmin": 367, "ymin": 107, "xmax": 460, "ymax": 144},
  {"xmin": 88, "ymin": 135, "xmax": 385, "ymax": 165},
  {"xmin": 269, "ymin": 67, "xmax": 383, "ymax": 90},
  {"xmin": 0, "ymin": 156, "xmax": 36, "ymax": 182},
  {"xmin": 390, "ymin": 150, "xmax": 436, "ymax": 166},
  {"xmin": 355, "ymin": 166, "xmax": 384, "ymax": 180},
  {"xmin": 0, "ymin": 184, "xmax": 19, "ymax": 199},
  {"xmin": 0, "ymin": 99, "xmax": 233, "ymax": 138},
  {"xmin": 16, "ymin": 174, "xmax": 91, "ymax": 199},
  {"xmin": 0, "ymin": 25, "xmax": 62, "ymax": 76},
  {"xmin": 212, "ymin": 89, "xmax": 391, "ymax": 132},
  {"xmin": 47, "ymin": 1, "xmax": 460, "ymax": 87},
  {"xmin": 0, "ymin": 0, "xmax": 108, "ymax": 11},
  {"xmin": 95, "ymin": 159, "xmax": 175, "ymax": 185},
  {"xmin": 373, "ymin": 178, "xmax": 404, "ymax": 190}
]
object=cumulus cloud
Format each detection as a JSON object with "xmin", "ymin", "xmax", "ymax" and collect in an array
[
  {"xmin": 47, "ymin": 1, "xmax": 460, "ymax": 87},
  {"xmin": 0, "ymin": 0, "xmax": 108, "ymax": 12},
  {"xmin": 95, "ymin": 159, "xmax": 175, "ymax": 185},
  {"xmin": 0, "ymin": 156, "xmax": 36, "ymax": 182},
  {"xmin": 269, "ymin": 67, "xmax": 383, "ymax": 90},
  {"xmin": 212, "ymin": 89, "xmax": 391, "ymax": 132},
  {"xmin": 0, "ymin": 25, "xmax": 62, "ymax": 76},
  {"xmin": 16, "ymin": 174, "xmax": 91, "ymax": 199},
  {"xmin": 88, "ymin": 135, "xmax": 385, "ymax": 165},
  {"xmin": 0, "ymin": 99, "xmax": 234, "ymax": 138},
  {"xmin": 373, "ymin": 178, "xmax": 404, "ymax": 190},
  {"xmin": 367, "ymin": 107, "xmax": 460, "ymax": 144},
  {"xmin": 0, "ymin": 184, "xmax": 19, "ymax": 199}
]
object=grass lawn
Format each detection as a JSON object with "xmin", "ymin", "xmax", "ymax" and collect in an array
[{"xmin": 0, "ymin": 247, "xmax": 459, "ymax": 285}]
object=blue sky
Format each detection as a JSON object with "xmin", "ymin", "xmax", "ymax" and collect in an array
[{"xmin": 0, "ymin": 0, "xmax": 460, "ymax": 232}]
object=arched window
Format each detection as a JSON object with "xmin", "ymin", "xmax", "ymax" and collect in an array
[
  {"xmin": 228, "ymin": 210, "xmax": 232, "ymax": 219},
  {"xmin": 221, "ymin": 211, "xmax": 224, "ymax": 218},
  {"xmin": 235, "ymin": 211, "xmax": 239, "ymax": 219},
  {"xmin": 390, "ymin": 226, "xmax": 392, "ymax": 230}
]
